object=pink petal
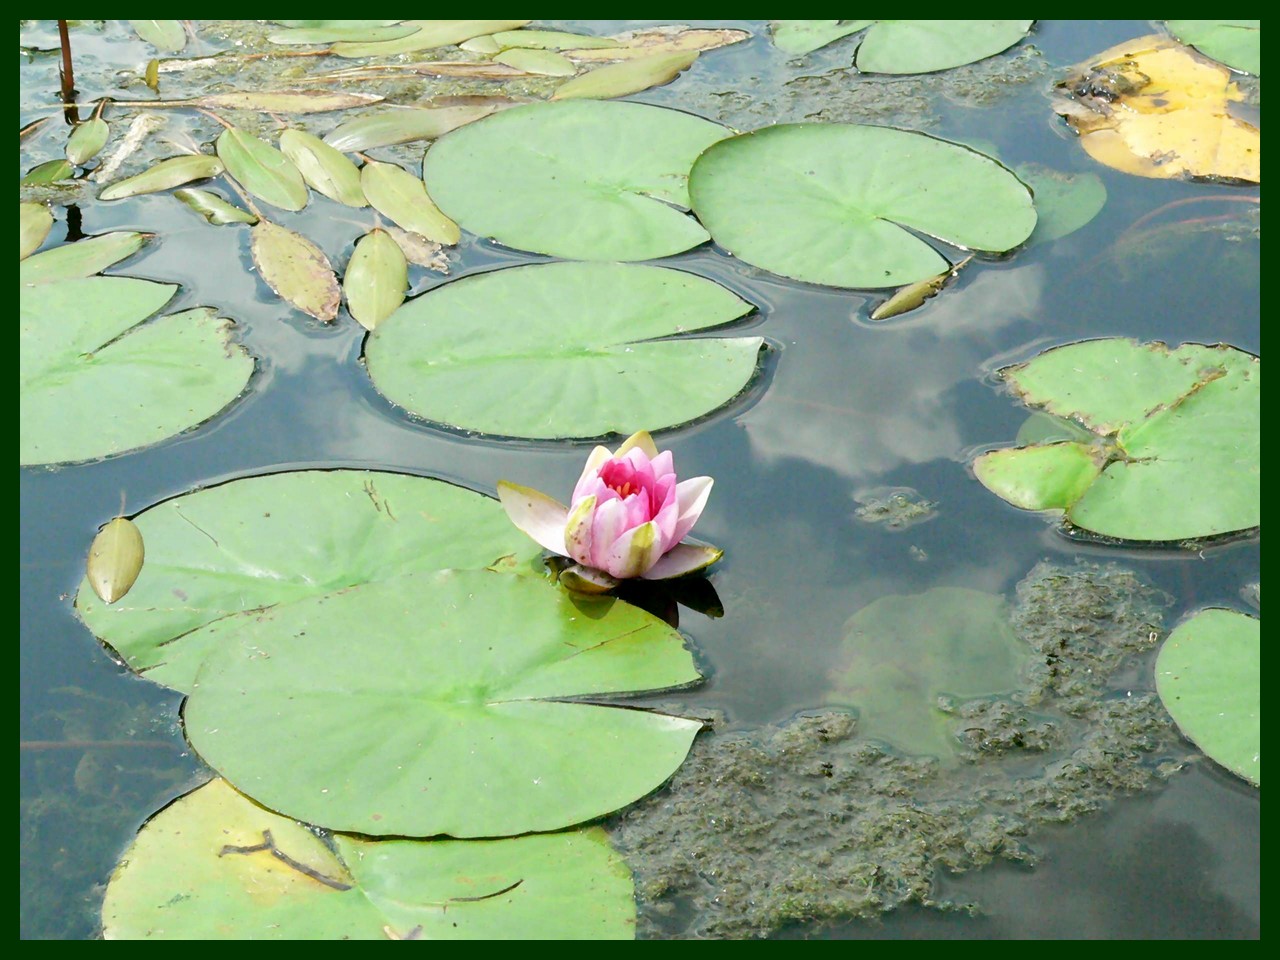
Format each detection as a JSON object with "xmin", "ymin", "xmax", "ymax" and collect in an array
[
  {"xmin": 649, "ymin": 450, "xmax": 674, "ymax": 480},
  {"xmin": 496, "ymin": 482, "xmax": 569, "ymax": 556},
  {"xmin": 641, "ymin": 542, "xmax": 723, "ymax": 580},
  {"xmin": 588, "ymin": 497, "xmax": 630, "ymax": 570},
  {"xmin": 651, "ymin": 473, "xmax": 677, "ymax": 518},
  {"xmin": 563, "ymin": 495, "xmax": 595, "ymax": 566},
  {"xmin": 615, "ymin": 430, "xmax": 659, "ymax": 460},
  {"xmin": 623, "ymin": 492, "xmax": 652, "ymax": 529},
  {"xmin": 603, "ymin": 520, "xmax": 664, "ymax": 578},
  {"xmin": 671, "ymin": 476, "xmax": 713, "ymax": 544},
  {"xmin": 572, "ymin": 446, "xmax": 614, "ymax": 503},
  {"xmin": 651, "ymin": 496, "xmax": 679, "ymax": 548}
]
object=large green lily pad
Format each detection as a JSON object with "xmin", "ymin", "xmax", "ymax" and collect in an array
[
  {"xmin": 364, "ymin": 262, "xmax": 762, "ymax": 439},
  {"xmin": 774, "ymin": 20, "xmax": 1033, "ymax": 72},
  {"xmin": 828, "ymin": 587, "xmax": 1029, "ymax": 759},
  {"xmin": 688, "ymin": 124, "xmax": 1036, "ymax": 288},
  {"xmin": 183, "ymin": 569, "xmax": 702, "ymax": 837},
  {"xmin": 423, "ymin": 100, "xmax": 730, "ymax": 261},
  {"xmin": 1165, "ymin": 20, "xmax": 1260, "ymax": 76},
  {"xmin": 75, "ymin": 470, "xmax": 542, "ymax": 693},
  {"xmin": 20, "ymin": 277, "xmax": 254, "ymax": 466},
  {"xmin": 973, "ymin": 339, "xmax": 1259, "ymax": 542},
  {"xmin": 1155, "ymin": 608, "xmax": 1259, "ymax": 785},
  {"xmin": 103, "ymin": 778, "xmax": 636, "ymax": 939}
]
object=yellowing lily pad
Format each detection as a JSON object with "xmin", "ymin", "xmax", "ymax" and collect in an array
[
  {"xmin": 103, "ymin": 779, "xmax": 637, "ymax": 939},
  {"xmin": 974, "ymin": 339, "xmax": 1259, "ymax": 542},
  {"xmin": 1053, "ymin": 35, "xmax": 1259, "ymax": 183}
]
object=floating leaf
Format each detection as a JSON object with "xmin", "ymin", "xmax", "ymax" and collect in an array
[
  {"xmin": 99, "ymin": 154, "xmax": 225, "ymax": 201},
  {"xmin": 21, "ymin": 158, "xmax": 75, "ymax": 184},
  {"xmin": 174, "ymin": 187, "xmax": 258, "ymax": 225},
  {"xmin": 278, "ymin": 129, "xmax": 366, "ymax": 207},
  {"xmin": 361, "ymin": 160, "xmax": 458, "ymax": 245},
  {"xmin": 65, "ymin": 117, "xmax": 109, "ymax": 165},
  {"xmin": 424, "ymin": 101, "xmax": 729, "ymax": 261},
  {"xmin": 344, "ymin": 229, "xmax": 406, "ymax": 330},
  {"xmin": 184, "ymin": 568, "xmax": 702, "ymax": 836},
  {"xmin": 551, "ymin": 51, "xmax": 698, "ymax": 100},
  {"xmin": 87, "ymin": 518, "xmax": 145, "ymax": 604},
  {"xmin": 1156, "ymin": 608, "xmax": 1259, "ymax": 785},
  {"xmin": 869, "ymin": 257, "xmax": 969, "ymax": 321},
  {"xmin": 1165, "ymin": 20, "xmax": 1260, "ymax": 76},
  {"xmin": 829, "ymin": 588, "xmax": 1029, "ymax": 759},
  {"xmin": 459, "ymin": 34, "xmax": 501, "ymax": 54},
  {"xmin": 771, "ymin": 20, "xmax": 874, "ymax": 54},
  {"xmin": 365, "ymin": 262, "xmax": 761, "ymax": 439},
  {"xmin": 323, "ymin": 104, "xmax": 496, "ymax": 153},
  {"xmin": 1053, "ymin": 35, "xmax": 1260, "ymax": 183},
  {"xmin": 494, "ymin": 48, "xmax": 577, "ymax": 77},
  {"xmin": 75, "ymin": 471, "xmax": 541, "ymax": 692},
  {"xmin": 102, "ymin": 779, "xmax": 636, "ymax": 939},
  {"xmin": 273, "ymin": 19, "xmax": 403, "ymax": 28},
  {"xmin": 383, "ymin": 225, "xmax": 449, "ymax": 272},
  {"xmin": 331, "ymin": 20, "xmax": 531, "ymax": 58},
  {"xmin": 216, "ymin": 126, "xmax": 308, "ymax": 212},
  {"xmin": 689, "ymin": 123, "xmax": 1036, "ymax": 288},
  {"xmin": 250, "ymin": 221, "xmax": 340, "ymax": 321},
  {"xmin": 19, "ymin": 202, "xmax": 53, "ymax": 259},
  {"xmin": 1015, "ymin": 163, "xmax": 1107, "ymax": 245},
  {"xmin": 198, "ymin": 90, "xmax": 383, "ymax": 114},
  {"xmin": 268, "ymin": 24, "xmax": 419, "ymax": 45},
  {"xmin": 130, "ymin": 19, "xmax": 186, "ymax": 53},
  {"xmin": 20, "ymin": 278, "xmax": 253, "ymax": 465},
  {"xmin": 492, "ymin": 29, "xmax": 619, "ymax": 51},
  {"xmin": 20, "ymin": 231, "xmax": 149, "ymax": 285},
  {"xmin": 566, "ymin": 26, "xmax": 750, "ymax": 61},
  {"xmin": 973, "ymin": 339, "xmax": 1259, "ymax": 541}
]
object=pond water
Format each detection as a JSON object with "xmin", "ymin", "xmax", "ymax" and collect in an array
[{"xmin": 20, "ymin": 20, "xmax": 1259, "ymax": 939}]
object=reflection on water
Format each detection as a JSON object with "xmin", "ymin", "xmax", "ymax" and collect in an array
[{"xmin": 20, "ymin": 19, "xmax": 1257, "ymax": 939}]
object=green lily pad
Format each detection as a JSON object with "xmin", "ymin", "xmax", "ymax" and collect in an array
[
  {"xmin": 130, "ymin": 19, "xmax": 187, "ymax": 53},
  {"xmin": 103, "ymin": 778, "xmax": 636, "ymax": 939},
  {"xmin": 772, "ymin": 20, "xmax": 1033, "ymax": 72},
  {"xmin": 1165, "ymin": 20, "xmax": 1260, "ymax": 76},
  {"xmin": 183, "ymin": 569, "xmax": 702, "ymax": 837},
  {"xmin": 423, "ymin": 100, "xmax": 730, "ymax": 261},
  {"xmin": 1015, "ymin": 163, "xmax": 1107, "ymax": 245},
  {"xmin": 75, "ymin": 470, "xmax": 542, "ymax": 693},
  {"xmin": 828, "ymin": 587, "xmax": 1029, "ymax": 759},
  {"xmin": 1156, "ymin": 608, "xmax": 1259, "ymax": 785},
  {"xmin": 688, "ymin": 123, "xmax": 1036, "ymax": 288},
  {"xmin": 973, "ymin": 339, "xmax": 1260, "ymax": 541},
  {"xmin": 20, "ymin": 277, "xmax": 254, "ymax": 466},
  {"xmin": 364, "ymin": 262, "xmax": 762, "ymax": 439}
]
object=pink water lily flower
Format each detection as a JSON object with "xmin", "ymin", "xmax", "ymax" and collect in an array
[{"xmin": 497, "ymin": 430, "xmax": 721, "ymax": 594}]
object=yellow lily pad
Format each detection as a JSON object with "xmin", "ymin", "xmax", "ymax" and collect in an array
[{"xmin": 1053, "ymin": 34, "xmax": 1259, "ymax": 183}]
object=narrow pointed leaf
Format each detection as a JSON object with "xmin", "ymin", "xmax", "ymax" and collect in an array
[
  {"xmin": 344, "ymin": 229, "xmax": 407, "ymax": 331},
  {"xmin": 383, "ymin": 226, "xmax": 448, "ymax": 272},
  {"xmin": 250, "ymin": 221, "xmax": 340, "ymax": 321},
  {"xmin": 99, "ymin": 154, "xmax": 224, "ymax": 201},
  {"xmin": 494, "ymin": 48, "xmax": 577, "ymax": 77},
  {"xmin": 323, "ymin": 105, "xmax": 495, "ymax": 153},
  {"xmin": 551, "ymin": 51, "xmax": 698, "ymax": 100},
  {"xmin": 66, "ymin": 117, "xmax": 109, "ymax": 165},
  {"xmin": 278, "ymin": 129, "xmax": 366, "ymax": 207},
  {"xmin": 198, "ymin": 90, "xmax": 383, "ymax": 114},
  {"xmin": 87, "ymin": 518, "xmax": 145, "ymax": 604},
  {"xmin": 19, "ymin": 203, "xmax": 53, "ymax": 260},
  {"xmin": 216, "ymin": 127, "xmax": 308, "ymax": 212},
  {"xmin": 173, "ymin": 187, "xmax": 258, "ymax": 225},
  {"xmin": 268, "ymin": 24, "xmax": 419, "ymax": 45},
  {"xmin": 20, "ymin": 232, "xmax": 149, "ymax": 285},
  {"xmin": 771, "ymin": 20, "xmax": 874, "ymax": 54},
  {"xmin": 492, "ymin": 29, "xmax": 619, "ymax": 51},
  {"xmin": 361, "ymin": 160, "xmax": 459, "ymax": 245},
  {"xmin": 331, "ymin": 20, "xmax": 530, "ymax": 58},
  {"xmin": 567, "ymin": 27, "xmax": 750, "ymax": 61},
  {"xmin": 21, "ymin": 159, "xmax": 74, "ymax": 184},
  {"xmin": 130, "ymin": 19, "xmax": 187, "ymax": 53}
]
